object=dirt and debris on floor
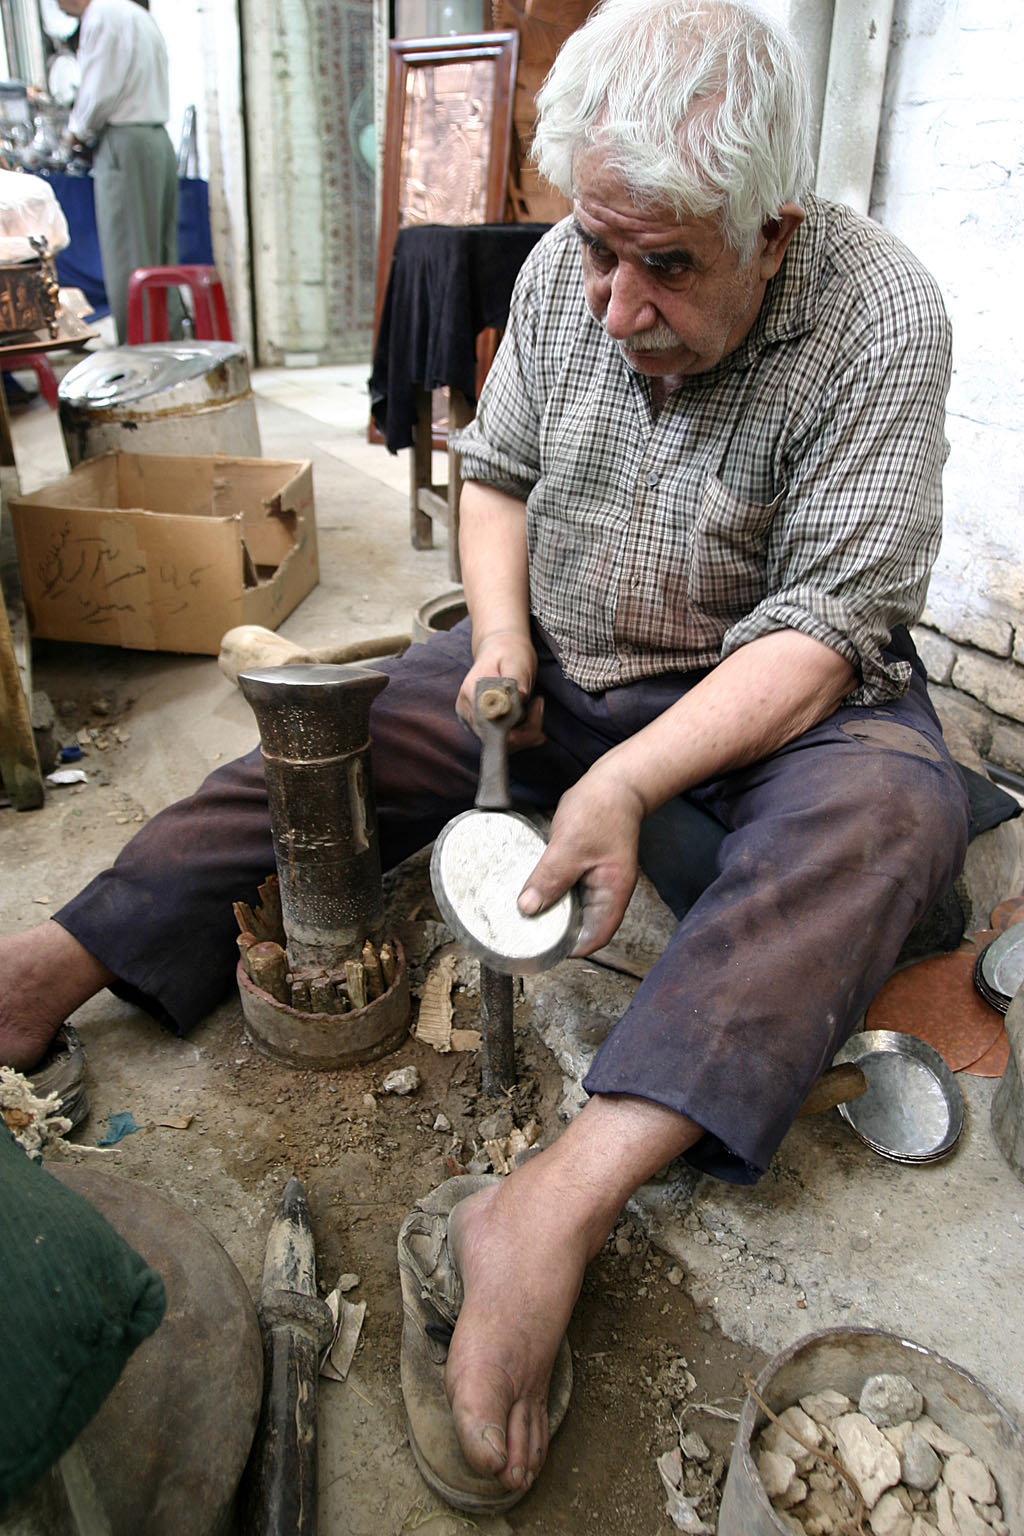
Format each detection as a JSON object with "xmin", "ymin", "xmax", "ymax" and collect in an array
[
  {"xmin": 2, "ymin": 585, "xmax": 765, "ymax": 1533},
  {"xmin": 34, "ymin": 956, "xmax": 765, "ymax": 1535}
]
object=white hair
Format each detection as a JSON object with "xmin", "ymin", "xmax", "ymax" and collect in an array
[{"xmin": 532, "ymin": 0, "xmax": 813, "ymax": 262}]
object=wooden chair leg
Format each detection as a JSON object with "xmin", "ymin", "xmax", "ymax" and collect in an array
[
  {"xmin": 410, "ymin": 386, "xmax": 434, "ymax": 550},
  {"xmin": 446, "ymin": 388, "xmax": 474, "ymax": 586}
]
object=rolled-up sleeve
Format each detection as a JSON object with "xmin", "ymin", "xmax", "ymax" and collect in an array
[{"xmin": 451, "ymin": 241, "xmax": 548, "ymax": 499}]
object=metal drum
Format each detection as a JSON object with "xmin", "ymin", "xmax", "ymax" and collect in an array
[{"xmin": 57, "ymin": 341, "xmax": 262, "ymax": 465}]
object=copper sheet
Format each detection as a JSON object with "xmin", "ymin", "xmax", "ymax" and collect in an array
[
  {"xmin": 866, "ymin": 933, "xmax": 1004, "ymax": 1072},
  {"xmin": 990, "ymin": 894, "xmax": 1024, "ymax": 933},
  {"xmin": 963, "ymin": 1027, "xmax": 1010, "ymax": 1078}
]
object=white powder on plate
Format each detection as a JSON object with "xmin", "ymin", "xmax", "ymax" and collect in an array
[{"xmin": 433, "ymin": 811, "xmax": 576, "ymax": 962}]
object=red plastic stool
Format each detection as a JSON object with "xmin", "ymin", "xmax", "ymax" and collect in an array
[
  {"xmin": 1, "ymin": 353, "xmax": 59, "ymax": 409},
  {"xmin": 125, "ymin": 265, "xmax": 233, "ymax": 344}
]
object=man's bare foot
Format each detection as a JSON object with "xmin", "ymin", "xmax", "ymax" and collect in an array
[
  {"xmin": 0, "ymin": 922, "xmax": 114, "ymax": 1070},
  {"xmin": 443, "ymin": 1094, "xmax": 705, "ymax": 1494},
  {"xmin": 444, "ymin": 1166, "xmax": 586, "ymax": 1493}
]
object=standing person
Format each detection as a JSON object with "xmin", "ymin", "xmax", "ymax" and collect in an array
[
  {"xmin": 58, "ymin": 0, "xmax": 178, "ymax": 342},
  {"xmin": 2, "ymin": 0, "xmax": 971, "ymax": 1513}
]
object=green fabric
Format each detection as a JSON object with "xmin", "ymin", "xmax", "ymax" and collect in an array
[{"xmin": 0, "ymin": 1128, "xmax": 166, "ymax": 1513}]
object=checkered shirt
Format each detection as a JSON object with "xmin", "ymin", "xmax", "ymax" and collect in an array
[{"xmin": 453, "ymin": 195, "xmax": 952, "ymax": 706}]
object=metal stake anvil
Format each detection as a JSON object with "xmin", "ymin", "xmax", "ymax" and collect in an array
[
  {"xmin": 238, "ymin": 663, "xmax": 389, "ymax": 970},
  {"xmin": 235, "ymin": 662, "xmax": 410, "ymax": 1067}
]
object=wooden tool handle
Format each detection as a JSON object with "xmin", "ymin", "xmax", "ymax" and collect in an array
[{"xmin": 473, "ymin": 677, "xmax": 524, "ymax": 809}]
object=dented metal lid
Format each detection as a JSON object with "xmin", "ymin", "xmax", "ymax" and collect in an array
[{"xmin": 57, "ymin": 341, "xmax": 252, "ymax": 412}]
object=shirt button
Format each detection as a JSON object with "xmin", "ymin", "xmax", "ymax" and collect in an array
[{"xmin": 645, "ymin": 470, "xmax": 660, "ymax": 488}]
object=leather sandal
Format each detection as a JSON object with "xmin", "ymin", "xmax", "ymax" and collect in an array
[
  {"xmin": 27, "ymin": 1024, "xmax": 89, "ymax": 1129},
  {"xmin": 397, "ymin": 1172, "xmax": 573, "ymax": 1514}
]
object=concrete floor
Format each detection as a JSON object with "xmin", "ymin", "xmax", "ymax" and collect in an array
[{"xmin": 4, "ymin": 343, "xmax": 1024, "ymax": 1530}]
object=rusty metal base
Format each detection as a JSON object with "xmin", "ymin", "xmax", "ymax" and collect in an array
[{"xmin": 237, "ymin": 937, "xmax": 411, "ymax": 1068}]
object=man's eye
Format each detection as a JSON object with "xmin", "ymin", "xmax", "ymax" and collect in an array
[
  {"xmin": 643, "ymin": 257, "xmax": 695, "ymax": 278},
  {"xmin": 579, "ymin": 236, "xmax": 615, "ymax": 268}
]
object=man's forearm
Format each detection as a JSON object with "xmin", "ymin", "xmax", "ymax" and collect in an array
[
  {"xmin": 517, "ymin": 627, "xmax": 857, "ymax": 950},
  {"xmin": 589, "ymin": 628, "xmax": 857, "ymax": 816},
  {"xmin": 458, "ymin": 482, "xmax": 530, "ymax": 649}
]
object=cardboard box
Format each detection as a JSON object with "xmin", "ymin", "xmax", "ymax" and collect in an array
[{"xmin": 9, "ymin": 450, "xmax": 318, "ymax": 654}]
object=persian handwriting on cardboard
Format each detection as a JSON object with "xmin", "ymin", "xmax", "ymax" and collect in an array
[{"xmin": 9, "ymin": 453, "xmax": 318, "ymax": 654}]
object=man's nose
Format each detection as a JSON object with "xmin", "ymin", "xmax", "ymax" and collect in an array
[{"xmin": 601, "ymin": 263, "xmax": 659, "ymax": 339}]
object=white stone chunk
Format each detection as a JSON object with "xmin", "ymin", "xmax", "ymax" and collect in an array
[
  {"xmin": 860, "ymin": 1373, "xmax": 925, "ymax": 1428},
  {"xmin": 883, "ymin": 1420, "xmax": 913, "ymax": 1454},
  {"xmin": 900, "ymin": 1429, "xmax": 943, "ymax": 1491},
  {"xmin": 800, "ymin": 1388, "xmax": 854, "ymax": 1425},
  {"xmin": 778, "ymin": 1476, "xmax": 809, "ymax": 1510},
  {"xmin": 908, "ymin": 1519, "xmax": 942, "ymax": 1536},
  {"xmin": 801, "ymin": 1485, "xmax": 849, "ymax": 1533},
  {"xmin": 951, "ymin": 1491, "xmax": 994, "ymax": 1536},
  {"xmin": 760, "ymin": 1405, "xmax": 822, "ymax": 1470},
  {"xmin": 869, "ymin": 1490, "xmax": 914, "ymax": 1536},
  {"xmin": 942, "ymin": 1453, "xmax": 997, "ymax": 1507},
  {"xmin": 381, "ymin": 1065, "xmax": 420, "ymax": 1095},
  {"xmin": 757, "ymin": 1448, "xmax": 797, "ymax": 1499},
  {"xmin": 933, "ymin": 1483, "xmax": 960, "ymax": 1536},
  {"xmin": 916, "ymin": 1416, "xmax": 972, "ymax": 1457},
  {"xmin": 679, "ymin": 1429, "xmax": 710, "ymax": 1461},
  {"xmin": 832, "ymin": 1413, "xmax": 902, "ymax": 1509}
]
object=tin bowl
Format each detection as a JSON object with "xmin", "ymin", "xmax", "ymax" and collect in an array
[
  {"xmin": 830, "ymin": 1029, "xmax": 964, "ymax": 1163},
  {"xmin": 974, "ymin": 924, "xmax": 1024, "ymax": 1014}
]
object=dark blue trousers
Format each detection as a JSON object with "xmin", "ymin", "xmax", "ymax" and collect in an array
[{"xmin": 57, "ymin": 621, "xmax": 969, "ymax": 1183}]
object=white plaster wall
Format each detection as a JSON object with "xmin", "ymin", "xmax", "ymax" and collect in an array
[
  {"xmin": 241, "ymin": 0, "xmax": 327, "ymax": 364},
  {"xmin": 147, "ymin": 0, "xmax": 252, "ymax": 357},
  {"xmin": 872, "ymin": 0, "xmax": 1024, "ymax": 767},
  {"xmin": 148, "ymin": 0, "xmax": 207, "ymax": 177}
]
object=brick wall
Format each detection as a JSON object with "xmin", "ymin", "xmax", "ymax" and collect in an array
[
  {"xmin": 914, "ymin": 623, "xmax": 1024, "ymax": 778},
  {"xmin": 872, "ymin": 0, "xmax": 1024, "ymax": 782}
]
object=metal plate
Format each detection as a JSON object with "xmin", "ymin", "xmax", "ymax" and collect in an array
[
  {"xmin": 975, "ymin": 925, "xmax": 1024, "ymax": 1014},
  {"xmin": 832, "ymin": 1030, "xmax": 964, "ymax": 1164},
  {"xmin": 50, "ymin": 1165, "xmax": 263, "ymax": 1535},
  {"xmin": 431, "ymin": 809, "xmax": 582, "ymax": 975},
  {"xmin": 963, "ymin": 1028, "xmax": 1010, "ymax": 1079}
]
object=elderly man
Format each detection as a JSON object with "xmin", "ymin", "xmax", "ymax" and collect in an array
[
  {"xmin": 3, "ymin": 0, "xmax": 969, "ymax": 1513},
  {"xmin": 58, "ymin": 0, "xmax": 178, "ymax": 341}
]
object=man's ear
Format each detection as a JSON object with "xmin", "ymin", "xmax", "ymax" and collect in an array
[{"xmin": 758, "ymin": 203, "xmax": 804, "ymax": 280}]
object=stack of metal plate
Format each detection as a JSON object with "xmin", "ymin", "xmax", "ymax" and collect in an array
[
  {"xmin": 974, "ymin": 925, "xmax": 1024, "ymax": 1014},
  {"xmin": 831, "ymin": 1030, "xmax": 964, "ymax": 1164}
]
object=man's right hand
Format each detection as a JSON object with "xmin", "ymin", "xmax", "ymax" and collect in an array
[{"xmin": 457, "ymin": 630, "xmax": 545, "ymax": 750}]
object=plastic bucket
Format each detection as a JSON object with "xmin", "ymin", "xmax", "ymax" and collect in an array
[{"xmin": 717, "ymin": 1326, "xmax": 1024, "ymax": 1535}]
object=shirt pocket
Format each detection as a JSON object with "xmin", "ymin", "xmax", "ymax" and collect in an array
[{"xmin": 686, "ymin": 472, "xmax": 782, "ymax": 628}]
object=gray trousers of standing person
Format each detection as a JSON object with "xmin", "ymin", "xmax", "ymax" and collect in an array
[
  {"xmin": 92, "ymin": 122, "xmax": 180, "ymax": 344},
  {"xmin": 55, "ymin": 620, "xmax": 970, "ymax": 1185}
]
